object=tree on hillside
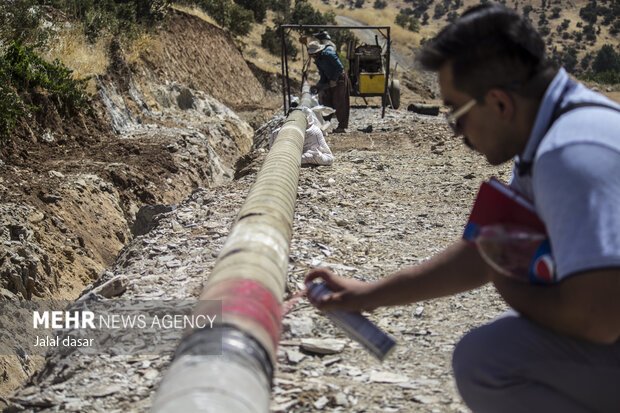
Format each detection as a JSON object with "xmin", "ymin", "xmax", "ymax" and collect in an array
[
  {"xmin": 373, "ymin": 0, "xmax": 387, "ymax": 9},
  {"xmin": 409, "ymin": 0, "xmax": 433, "ymax": 19},
  {"xmin": 583, "ymin": 23, "xmax": 597, "ymax": 42},
  {"xmin": 234, "ymin": 0, "xmax": 267, "ymax": 23},
  {"xmin": 579, "ymin": 1, "xmax": 598, "ymax": 25},
  {"xmin": 422, "ymin": 12, "xmax": 429, "ymax": 25},
  {"xmin": 581, "ymin": 51, "xmax": 594, "ymax": 71},
  {"xmin": 271, "ymin": 0, "xmax": 291, "ymax": 17},
  {"xmin": 395, "ymin": 12, "xmax": 420, "ymax": 32},
  {"xmin": 434, "ymin": 3, "xmax": 446, "ymax": 19},
  {"xmin": 291, "ymin": 0, "xmax": 324, "ymax": 25},
  {"xmin": 229, "ymin": 3, "xmax": 254, "ymax": 36},
  {"xmin": 593, "ymin": 44, "xmax": 620, "ymax": 74}
]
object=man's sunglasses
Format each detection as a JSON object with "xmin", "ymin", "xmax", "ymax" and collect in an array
[{"xmin": 445, "ymin": 99, "xmax": 476, "ymax": 135}]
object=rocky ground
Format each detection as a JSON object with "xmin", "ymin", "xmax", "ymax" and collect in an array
[
  {"xmin": 5, "ymin": 103, "xmax": 513, "ymax": 412},
  {"xmin": 2, "ymin": 6, "xmax": 617, "ymax": 413}
]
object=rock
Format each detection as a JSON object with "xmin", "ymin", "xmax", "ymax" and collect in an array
[
  {"xmin": 176, "ymin": 87, "xmax": 195, "ymax": 110},
  {"xmin": 313, "ymin": 395, "xmax": 329, "ymax": 410},
  {"xmin": 91, "ymin": 384, "xmax": 123, "ymax": 397},
  {"xmin": 369, "ymin": 371, "xmax": 409, "ymax": 383},
  {"xmin": 414, "ymin": 306, "xmax": 424, "ymax": 317},
  {"xmin": 322, "ymin": 356, "xmax": 341, "ymax": 366},
  {"xmin": 301, "ymin": 338, "xmax": 347, "ymax": 355},
  {"xmin": 26, "ymin": 211, "xmax": 45, "ymax": 224},
  {"xmin": 285, "ymin": 348, "xmax": 306, "ymax": 364},
  {"xmin": 37, "ymin": 190, "xmax": 62, "ymax": 204},
  {"xmin": 131, "ymin": 204, "xmax": 176, "ymax": 236},
  {"xmin": 412, "ymin": 394, "xmax": 442, "ymax": 405},
  {"xmin": 283, "ymin": 317, "xmax": 314, "ymax": 337},
  {"xmin": 143, "ymin": 368, "xmax": 159, "ymax": 380},
  {"xmin": 48, "ymin": 170, "xmax": 65, "ymax": 179},
  {"xmin": 92, "ymin": 275, "xmax": 128, "ymax": 298},
  {"xmin": 334, "ymin": 393, "xmax": 348, "ymax": 406}
]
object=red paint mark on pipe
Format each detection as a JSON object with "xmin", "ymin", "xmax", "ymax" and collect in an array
[{"xmin": 214, "ymin": 279, "xmax": 283, "ymax": 350}]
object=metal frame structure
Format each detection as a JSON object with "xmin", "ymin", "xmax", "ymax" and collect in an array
[{"xmin": 279, "ymin": 24, "xmax": 391, "ymax": 117}]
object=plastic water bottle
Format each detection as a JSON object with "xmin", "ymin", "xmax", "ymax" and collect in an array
[{"xmin": 474, "ymin": 224, "xmax": 555, "ymax": 284}]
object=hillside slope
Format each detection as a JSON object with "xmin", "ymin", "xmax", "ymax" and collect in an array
[{"xmin": 0, "ymin": 8, "xmax": 280, "ymax": 401}]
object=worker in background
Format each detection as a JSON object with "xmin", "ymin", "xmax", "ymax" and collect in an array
[{"xmin": 302, "ymin": 37, "xmax": 350, "ymax": 133}]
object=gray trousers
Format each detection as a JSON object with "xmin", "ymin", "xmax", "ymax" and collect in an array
[{"xmin": 452, "ymin": 311, "xmax": 620, "ymax": 412}]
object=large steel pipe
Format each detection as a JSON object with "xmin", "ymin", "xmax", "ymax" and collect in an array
[{"xmin": 152, "ymin": 84, "xmax": 313, "ymax": 413}]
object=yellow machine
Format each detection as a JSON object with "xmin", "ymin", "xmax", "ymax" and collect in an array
[
  {"xmin": 359, "ymin": 73, "xmax": 385, "ymax": 94},
  {"xmin": 348, "ymin": 41, "xmax": 400, "ymax": 109}
]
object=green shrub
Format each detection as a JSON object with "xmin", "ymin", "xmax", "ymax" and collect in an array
[
  {"xmin": 47, "ymin": 0, "xmax": 170, "ymax": 41},
  {"xmin": 261, "ymin": 23, "xmax": 298, "ymax": 59},
  {"xmin": 0, "ymin": 0, "xmax": 49, "ymax": 45},
  {"xmin": 373, "ymin": 0, "xmax": 387, "ymax": 9},
  {"xmin": 396, "ymin": 12, "xmax": 420, "ymax": 32},
  {"xmin": 179, "ymin": 0, "xmax": 255, "ymax": 37},
  {"xmin": 580, "ymin": 71, "xmax": 620, "ymax": 85},
  {"xmin": 229, "ymin": 3, "xmax": 255, "ymax": 36},
  {"xmin": 270, "ymin": 0, "xmax": 291, "ymax": 17},
  {"xmin": 0, "ymin": 40, "xmax": 91, "ymax": 143},
  {"xmin": 579, "ymin": 1, "xmax": 598, "ymax": 25},
  {"xmin": 434, "ymin": 3, "xmax": 446, "ymax": 19},
  {"xmin": 234, "ymin": 0, "xmax": 267, "ymax": 23},
  {"xmin": 592, "ymin": 44, "xmax": 620, "ymax": 74},
  {"xmin": 0, "ymin": 59, "xmax": 29, "ymax": 143},
  {"xmin": 4, "ymin": 40, "xmax": 90, "ymax": 110},
  {"xmin": 579, "ymin": 45, "xmax": 620, "ymax": 85}
]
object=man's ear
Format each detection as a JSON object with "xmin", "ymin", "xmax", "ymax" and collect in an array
[{"xmin": 486, "ymin": 88, "xmax": 515, "ymax": 121}]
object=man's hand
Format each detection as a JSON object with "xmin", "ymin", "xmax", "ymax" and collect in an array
[
  {"xmin": 305, "ymin": 267, "xmax": 375, "ymax": 312},
  {"xmin": 310, "ymin": 86, "xmax": 319, "ymax": 95}
]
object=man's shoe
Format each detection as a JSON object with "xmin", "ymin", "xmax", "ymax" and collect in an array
[{"xmin": 333, "ymin": 127, "xmax": 346, "ymax": 133}]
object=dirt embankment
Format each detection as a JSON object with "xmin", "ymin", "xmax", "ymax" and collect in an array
[{"xmin": 0, "ymin": 8, "xmax": 281, "ymax": 400}]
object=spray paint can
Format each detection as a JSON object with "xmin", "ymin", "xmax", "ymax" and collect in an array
[{"xmin": 306, "ymin": 281, "xmax": 396, "ymax": 361}]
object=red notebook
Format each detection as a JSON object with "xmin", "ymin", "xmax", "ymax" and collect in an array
[{"xmin": 463, "ymin": 178, "xmax": 546, "ymax": 242}]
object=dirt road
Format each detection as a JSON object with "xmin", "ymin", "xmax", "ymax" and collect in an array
[{"xmin": 335, "ymin": 15, "xmax": 414, "ymax": 71}]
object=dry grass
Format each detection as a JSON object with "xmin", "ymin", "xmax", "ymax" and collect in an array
[
  {"xmin": 170, "ymin": 3, "xmax": 220, "ymax": 27},
  {"xmin": 126, "ymin": 32, "xmax": 160, "ymax": 66},
  {"xmin": 239, "ymin": 10, "xmax": 308, "ymax": 79},
  {"xmin": 42, "ymin": 25, "xmax": 110, "ymax": 93},
  {"xmin": 309, "ymin": 1, "xmax": 427, "ymax": 47}
]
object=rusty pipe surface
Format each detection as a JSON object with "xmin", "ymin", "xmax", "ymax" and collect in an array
[{"xmin": 152, "ymin": 84, "xmax": 312, "ymax": 413}]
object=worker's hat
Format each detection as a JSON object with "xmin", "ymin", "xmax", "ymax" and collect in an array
[
  {"xmin": 307, "ymin": 41, "xmax": 326, "ymax": 55},
  {"xmin": 313, "ymin": 30, "xmax": 331, "ymax": 40}
]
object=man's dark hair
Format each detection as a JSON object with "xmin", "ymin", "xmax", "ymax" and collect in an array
[{"xmin": 419, "ymin": 3, "xmax": 553, "ymax": 99}]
